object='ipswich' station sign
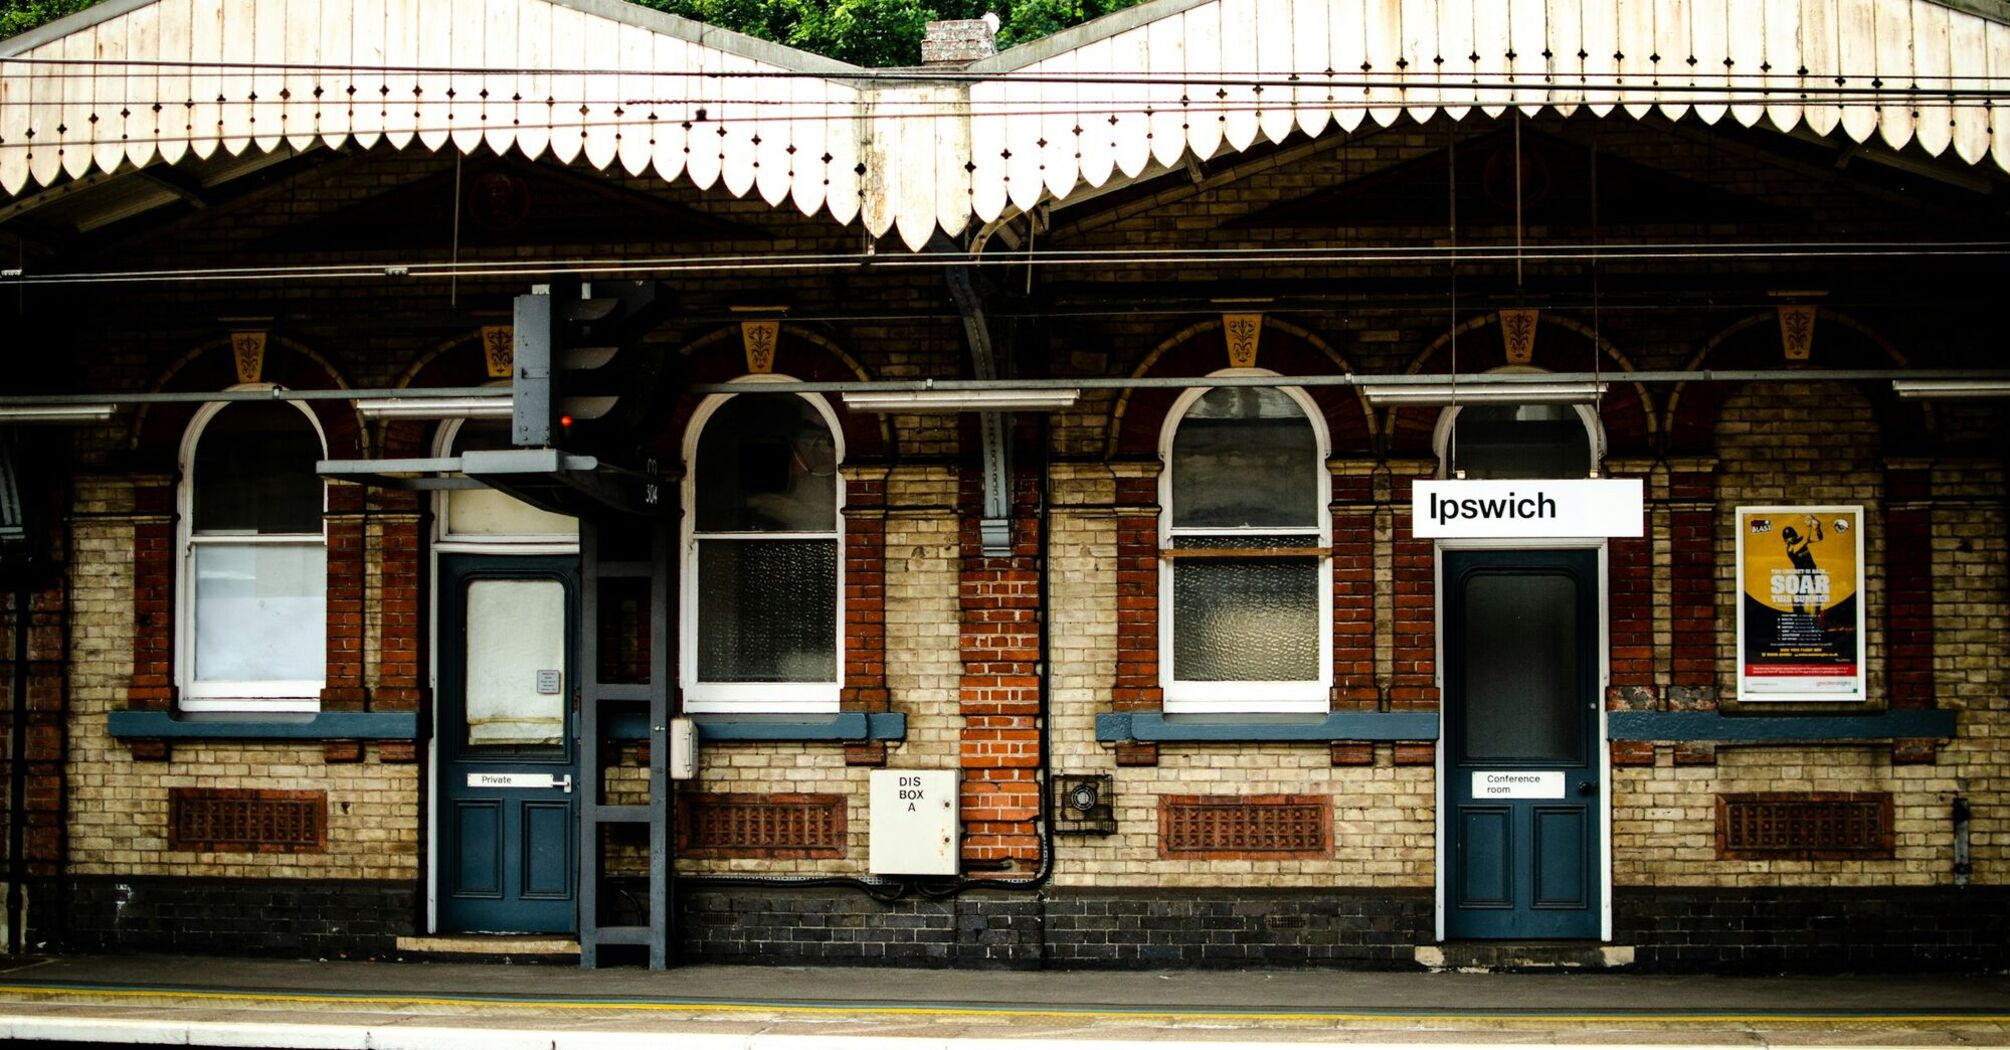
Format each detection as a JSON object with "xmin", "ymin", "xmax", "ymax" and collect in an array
[{"xmin": 1412, "ymin": 479, "xmax": 1644, "ymax": 538}]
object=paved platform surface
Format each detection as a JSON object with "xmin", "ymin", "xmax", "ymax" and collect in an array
[{"xmin": 1, "ymin": 953, "xmax": 2006, "ymax": 1049}]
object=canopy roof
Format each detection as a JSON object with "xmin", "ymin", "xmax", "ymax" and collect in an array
[{"xmin": 4, "ymin": 0, "xmax": 2007, "ymax": 249}]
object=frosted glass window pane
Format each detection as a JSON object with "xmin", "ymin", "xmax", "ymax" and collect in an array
[
  {"xmin": 695, "ymin": 394, "xmax": 838, "ymax": 532},
  {"xmin": 194, "ymin": 402, "xmax": 324, "ymax": 534},
  {"xmin": 445, "ymin": 419, "xmax": 578, "ymax": 537},
  {"xmin": 1460, "ymin": 573, "xmax": 1580, "ymax": 762},
  {"xmin": 697, "ymin": 539, "xmax": 836, "ymax": 682},
  {"xmin": 1171, "ymin": 387, "xmax": 1318, "ymax": 529},
  {"xmin": 192, "ymin": 544, "xmax": 326, "ymax": 683},
  {"xmin": 1171, "ymin": 537, "xmax": 1319, "ymax": 682},
  {"xmin": 1450, "ymin": 403, "xmax": 1592, "ymax": 479},
  {"xmin": 464, "ymin": 578, "xmax": 566, "ymax": 748}
]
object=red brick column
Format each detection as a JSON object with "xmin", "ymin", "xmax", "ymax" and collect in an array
[
  {"xmin": 3, "ymin": 571, "xmax": 69, "ymax": 888},
  {"xmin": 1605, "ymin": 460, "xmax": 1656, "ymax": 702},
  {"xmin": 1387, "ymin": 468, "xmax": 1437, "ymax": 711},
  {"xmin": 126, "ymin": 476, "xmax": 178, "ymax": 720},
  {"xmin": 841, "ymin": 467, "xmax": 890, "ymax": 766},
  {"xmin": 1110, "ymin": 464, "xmax": 1161, "ymax": 767},
  {"xmin": 1883, "ymin": 461, "xmax": 1935, "ymax": 713},
  {"xmin": 321, "ymin": 488, "xmax": 368, "ymax": 713},
  {"xmin": 1330, "ymin": 465, "xmax": 1378, "ymax": 711},
  {"xmin": 1666, "ymin": 459, "xmax": 1719, "ymax": 695},
  {"xmin": 957, "ymin": 470, "xmax": 1041, "ymax": 871}
]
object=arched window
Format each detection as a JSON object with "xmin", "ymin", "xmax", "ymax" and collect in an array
[
  {"xmin": 1160, "ymin": 382, "xmax": 1331, "ymax": 712},
  {"xmin": 1435, "ymin": 402, "xmax": 1599, "ymax": 479},
  {"xmin": 436, "ymin": 417, "xmax": 579, "ymax": 544},
  {"xmin": 681, "ymin": 389, "xmax": 843, "ymax": 712},
  {"xmin": 178, "ymin": 397, "xmax": 328, "ymax": 711}
]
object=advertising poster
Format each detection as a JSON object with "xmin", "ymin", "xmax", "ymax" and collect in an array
[{"xmin": 1735, "ymin": 506, "xmax": 1865, "ymax": 702}]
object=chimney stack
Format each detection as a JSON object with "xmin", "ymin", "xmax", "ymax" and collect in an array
[{"xmin": 921, "ymin": 13, "xmax": 999, "ymax": 67}]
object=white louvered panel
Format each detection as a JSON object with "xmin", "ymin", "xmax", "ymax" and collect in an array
[
  {"xmin": 787, "ymin": 75, "xmax": 831, "ymax": 220},
  {"xmin": 1579, "ymin": 0, "xmax": 1617, "ymax": 116},
  {"xmin": 154, "ymin": 0, "xmax": 194, "ymax": 164},
  {"xmin": 281, "ymin": 0, "xmax": 322, "ymax": 150},
  {"xmin": 1110, "ymin": 29, "xmax": 1153, "ymax": 178},
  {"xmin": 1650, "ymin": 0, "xmax": 1693, "ymax": 123},
  {"xmin": 931, "ymin": 83, "xmax": 972, "ymax": 244},
  {"xmin": 1039, "ymin": 50, "xmax": 1081, "ymax": 202},
  {"xmin": 120, "ymin": 2, "xmax": 162, "ymax": 169},
  {"xmin": 1836, "ymin": 0, "xmax": 1878, "ymax": 142},
  {"xmin": 414, "ymin": 0, "xmax": 454, "ymax": 150},
  {"xmin": 1872, "ymin": 0, "xmax": 1913, "ymax": 150},
  {"xmin": 186, "ymin": 0, "xmax": 224, "ymax": 158},
  {"xmin": 1182, "ymin": 8, "xmax": 1226, "ymax": 156},
  {"xmin": 1074, "ymin": 40, "xmax": 1118, "ymax": 188},
  {"xmin": 1947, "ymin": 10, "xmax": 1987, "ymax": 164},
  {"xmin": 350, "ymin": 0, "xmax": 388, "ymax": 149},
  {"xmin": 1329, "ymin": 0, "xmax": 1368, "ymax": 130},
  {"xmin": 443, "ymin": 0, "xmax": 481, "ymax": 153},
  {"xmin": 1218, "ymin": 0, "xmax": 1261, "ymax": 152},
  {"xmin": 1762, "ymin": 0, "xmax": 1802, "ymax": 133},
  {"xmin": 1002, "ymin": 63, "xmax": 1045, "ymax": 214},
  {"xmin": 1471, "ymin": 0, "xmax": 1506, "ymax": 118},
  {"xmin": 578, "ymin": 14, "xmax": 620, "ymax": 171},
  {"xmin": 513, "ymin": 0, "xmax": 552, "ymax": 160},
  {"xmin": 248, "ymin": 0, "xmax": 285, "ymax": 153},
  {"xmin": 753, "ymin": 68, "xmax": 799, "ymax": 205},
  {"xmin": 480, "ymin": 0, "xmax": 516, "ymax": 157},
  {"xmin": 969, "ymin": 79, "xmax": 1008, "ymax": 222},
  {"xmin": 544, "ymin": 2, "xmax": 584, "ymax": 163},
  {"xmin": 1146, "ymin": 14, "xmax": 1189, "ymax": 166},
  {"xmin": 1990, "ymin": 20, "xmax": 2010, "ymax": 172},
  {"xmin": 1910, "ymin": 1, "xmax": 1950, "ymax": 157},
  {"xmin": 1398, "ymin": 0, "xmax": 1435, "ymax": 124},
  {"xmin": 1291, "ymin": 0, "xmax": 1331, "ymax": 139},
  {"xmin": 1799, "ymin": 0, "xmax": 1840, "ymax": 135},
  {"xmin": 1691, "ymin": 0, "xmax": 1729, "ymax": 126},
  {"xmin": 1614, "ymin": 0, "xmax": 1653, "ymax": 117},
  {"xmin": 1363, "ymin": 0, "xmax": 1402, "ymax": 125},
  {"xmin": 618, "ymin": 23, "xmax": 655, "ymax": 178},
  {"xmin": 1442, "ymin": 0, "xmax": 1478, "ymax": 121},
  {"xmin": 1724, "ymin": 0, "xmax": 1763, "ymax": 127},
  {"xmin": 1252, "ymin": 0, "xmax": 1296, "ymax": 145},
  {"xmin": 60, "ymin": 24, "xmax": 97, "ymax": 179},
  {"xmin": 821, "ymin": 84, "xmax": 861, "ymax": 227},
  {"xmin": 314, "ymin": 0, "xmax": 352, "ymax": 148},
  {"xmin": 1507, "ymin": 0, "xmax": 1546, "ymax": 115},
  {"xmin": 93, "ymin": 15, "xmax": 131, "ymax": 175}
]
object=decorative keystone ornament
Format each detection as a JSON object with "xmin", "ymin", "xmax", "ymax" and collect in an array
[
  {"xmin": 1499, "ymin": 308, "xmax": 1539, "ymax": 365},
  {"xmin": 1222, "ymin": 313, "xmax": 1263, "ymax": 368},
  {"xmin": 1778, "ymin": 305, "xmax": 1817, "ymax": 361},
  {"xmin": 741, "ymin": 320, "xmax": 781, "ymax": 374},
  {"xmin": 230, "ymin": 331, "xmax": 267, "ymax": 384},
  {"xmin": 480, "ymin": 325, "xmax": 515, "ymax": 378}
]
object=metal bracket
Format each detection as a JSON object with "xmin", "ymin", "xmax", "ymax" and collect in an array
[{"xmin": 938, "ymin": 234, "xmax": 1014, "ymax": 557}]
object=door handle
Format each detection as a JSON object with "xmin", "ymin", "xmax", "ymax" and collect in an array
[
  {"xmin": 1576, "ymin": 779, "xmax": 1595, "ymax": 796},
  {"xmin": 555, "ymin": 774, "xmax": 574, "ymax": 794}
]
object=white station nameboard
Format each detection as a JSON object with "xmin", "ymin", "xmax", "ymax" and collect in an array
[
  {"xmin": 1471, "ymin": 771, "xmax": 1566, "ymax": 799},
  {"xmin": 1414, "ymin": 479, "xmax": 1643, "ymax": 538}
]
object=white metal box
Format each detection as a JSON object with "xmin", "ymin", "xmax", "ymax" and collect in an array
[
  {"xmin": 667, "ymin": 718, "xmax": 698, "ymax": 781},
  {"xmin": 868, "ymin": 769, "xmax": 958, "ymax": 875}
]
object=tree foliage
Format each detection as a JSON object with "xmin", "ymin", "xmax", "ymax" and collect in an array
[{"xmin": 2, "ymin": 0, "xmax": 1149, "ymax": 65}]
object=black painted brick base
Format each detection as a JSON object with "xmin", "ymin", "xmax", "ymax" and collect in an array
[
  {"xmin": 65, "ymin": 875, "xmax": 415, "ymax": 957},
  {"xmin": 1615, "ymin": 885, "xmax": 2010, "ymax": 973}
]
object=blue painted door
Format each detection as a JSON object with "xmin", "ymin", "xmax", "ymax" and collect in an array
[
  {"xmin": 438, "ymin": 556, "xmax": 579, "ymax": 934},
  {"xmin": 1444, "ymin": 549, "xmax": 1601, "ymax": 940}
]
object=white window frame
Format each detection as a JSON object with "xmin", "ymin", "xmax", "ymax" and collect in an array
[
  {"xmin": 679, "ymin": 376, "xmax": 846, "ymax": 714},
  {"xmin": 175, "ymin": 386, "xmax": 329, "ymax": 713},
  {"xmin": 1157, "ymin": 370, "xmax": 1333, "ymax": 714},
  {"xmin": 1430, "ymin": 369, "xmax": 1606, "ymax": 479},
  {"xmin": 431, "ymin": 414, "xmax": 581, "ymax": 554}
]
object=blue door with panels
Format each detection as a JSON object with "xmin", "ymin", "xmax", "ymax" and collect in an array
[
  {"xmin": 438, "ymin": 555, "xmax": 579, "ymax": 934},
  {"xmin": 1443, "ymin": 548, "xmax": 1601, "ymax": 940}
]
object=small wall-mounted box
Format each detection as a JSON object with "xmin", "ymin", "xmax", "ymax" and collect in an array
[
  {"xmin": 868, "ymin": 769, "xmax": 958, "ymax": 875},
  {"xmin": 667, "ymin": 718, "xmax": 698, "ymax": 781}
]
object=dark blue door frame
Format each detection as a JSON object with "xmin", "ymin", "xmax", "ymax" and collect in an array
[
  {"xmin": 436, "ymin": 554, "xmax": 581, "ymax": 935},
  {"xmin": 1441, "ymin": 547, "xmax": 1604, "ymax": 941}
]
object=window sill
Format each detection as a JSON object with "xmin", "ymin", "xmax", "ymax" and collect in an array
[
  {"xmin": 1607, "ymin": 710, "xmax": 1956, "ymax": 742},
  {"xmin": 605, "ymin": 711, "xmax": 906, "ymax": 743},
  {"xmin": 108, "ymin": 710, "xmax": 419, "ymax": 740},
  {"xmin": 1097, "ymin": 711, "xmax": 1438, "ymax": 743}
]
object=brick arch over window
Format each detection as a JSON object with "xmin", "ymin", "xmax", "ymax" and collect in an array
[
  {"xmin": 378, "ymin": 331, "xmax": 506, "ymax": 462},
  {"xmin": 1107, "ymin": 318, "xmax": 1371, "ymax": 460},
  {"xmin": 652, "ymin": 326, "xmax": 889, "ymax": 464},
  {"xmin": 121, "ymin": 335, "xmax": 372, "ymax": 730},
  {"xmin": 1665, "ymin": 310, "xmax": 1934, "ymax": 456},
  {"xmin": 1382, "ymin": 313, "xmax": 1651, "ymax": 459}
]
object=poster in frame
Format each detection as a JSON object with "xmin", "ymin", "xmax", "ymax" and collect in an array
[{"xmin": 1734, "ymin": 505, "xmax": 1867, "ymax": 702}]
